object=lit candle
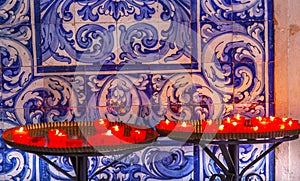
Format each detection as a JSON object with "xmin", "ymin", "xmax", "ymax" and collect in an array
[
  {"xmin": 202, "ymin": 120, "xmax": 218, "ymax": 133},
  {"xmin": 218, "ymin": 124, "xmax": 225, "ymax": 132},
  {"xmin": 130, "ymin": 129, "xmax": 147, "ymax": 143},
  {"xmin": 110, "ymin": 125, "xmax": 125, "ymax": 137},
  {"xmin": 157, "ymin": 119, "xmax": 176, "ymax": 130},
  {"xmin": 285, "ymin": 119, "xmax": 299, "ymax": 130},
  {"xmin": 253, "ymin": 126, "xmax": 259, "ymax": 132},
  {"xmin": 234, "ymin": 114, "xmax": 245, "ymax": 123},
  {"xmin": 48, "ymin": 129, "xmax": 66, "ymax": 139},
  {"xmin": 103, "ymin": 130, "xmax": 125, "ymax": 145},
  {"xmin": 48, "ymin": 130, "xmax": 68, "ymax": 148},
  {"xmin": 173, "ymin": 121, "xmax": 194, "ymax": 132},
  {"xmin": 251, "ymin": 116, "xmax": 263, "ymax": 126},
  {"xmin": 94, "ymin": 119, "xmax": 110, "ymax": 132},
  {"xmin": 13, "ymin": 127, "xmax": 30, "ymax": 144}
]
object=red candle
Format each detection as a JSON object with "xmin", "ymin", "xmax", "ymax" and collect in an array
[
  {"xmin": 110, "ymin": 125, "xmax": 125, "ymax": 137},
  {"xmin": 13, "ymin": 127, "xmax": 30, "ymax": 144},
  {"xmin": 252, "ymin": 126, "xmax": 259, "ymax": 132},
  {"xmin": 251, "ymin": 116, "xmax": 263, "ymax": 125},
  {"xmin": 130, "ymin": 129, "xmax": 147, "ymax": 143},
  {"xmin": 94, "ymin": 119, "xmax": 110, "ymax": 131},
  {"xmin": 48, "ymin": 129, "xmax": 66, "ymax": 139},
  {"xmin": 173, "ymin": 121, "xmax": 194, "ymax": 132},
  {"xmin": 285, "ymin": 119, "xmax": 299, "ymax": 130},
  {"xmin": 157, "ymin": 119, "xmax": 176, "ymax": 130},
  {"xmin": 202, "ymin": 120, "xmax": 218, "ymax": 133},
  {"xmin": 233, "ymin": 114, "xmax": 245, "ymax": 123},
  {"xmin": 88, "ymin": 130, "xmax": 126, "ymax": 146},
  {"xmin": 48, "ymin": 131, "xmax": 68, "ymax": 148}
]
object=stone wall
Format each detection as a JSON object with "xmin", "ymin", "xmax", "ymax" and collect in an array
[{"xmin": 274, "ymin": 0, "xmax": 300, "ymax": 180}]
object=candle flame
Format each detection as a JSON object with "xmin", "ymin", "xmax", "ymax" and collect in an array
[
  {"xmin": 18, "ymin": 127, "xmax": 24, "ymax": 132},
  {"xmin": 219, "ymin": 124, "xmax": 224, "ymax": 131},
  {"xmin": 105, "ymin": 130, "xmax": 113, "ymax": 136},
  {"xmin": 166, "ymin": 119, "xmax": 170, "ymax": 125},
  {"xmin": 232, "ymin": 122, "xmax": 237, "ymax": 126},
  {"xmin": 253, "ymin": 126, "xmax": 259, "ymax": 131},
  {"xmin": 261, "ymin": 121, "xmax": 267, "ymax": 125},
  {"xmin": 270, "ymin": 116, "xmax": 275, "ymax": 121},
  {"xmin": 57, "ymin": 132, "xmax": 66, "ymax": 137},
  {"xmin": 282, "ymin": 118, "xmax": 288, "ymax": 122},
  {"xmin": 280, "ymin": 125, "xmax": 285, "ymax": 130},
  {"xmin": 207, "ymin": 120, "xmax": 212, "ymax": 125},
  {"xmin": 135, "ymin": 130, "xmax": 141, "ymax": 134},
  {"xmin": 288, "ymin": 120, "xmax": 293, "ymax": 126},
  {"xmin": 226, "ymin": 117, "xmax": 231, "ymax": 123},
  {"xmin": 99, "ymin": 119, "xmax": 104, "ymax": 125},
  {"xmin": 257, "ymin": 116, "xmax": 262, "ymax": 122},
  {"xmin": 181, "ymin": 122, "xmax": 187, "ymax": 127},
  {"xmin": 113, "ymin": 125, "xmax": 119, "ymax": 131},
  {"xmin": 236, "ymin": 114, "xmax": 240, "ymax": 120}
]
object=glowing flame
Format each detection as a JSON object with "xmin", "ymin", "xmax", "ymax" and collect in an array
[
  {"xmin": 253, "ymin": 126, "xmax": 259, "ymax": 131},
  {"xmin": 113, "ymin": 125, "xmax": 119, "ymax": 131},
  {"xmin": 226, "ymin": 117, "xmax": 231, "ymax": 123},
  {"xmin": 99, "ymin": 119, "xmax": 104, "ymax": 125},
  {"xmin": 166, "ymin": 119, "xmax": 170, "ymax": 125},
  {"xmin": 105, "ymin": 130, "xmax": 113, "ymax": 136},
  {"xmin": 270, "ymin": 116, "xmax": 275, "ymax": 121},
  {"xmin": 18, "ymin": 127, "xmax": 24, "ymax": 132},
  {"xmin": 207, "ymin": 120, "xmax": 213, "ymax": 125},
  {"xmin": 257, "ymin": 116, "xmax": 262, "ymax": 122},
  {"xmin": 181, "ymin": 122, "xmax": 187, "ymax": 127},
  {"xmin": 219, "ymin": 124, "xmax": 224, "ymax": 131},
  {"xmin": 232, "ymin": 122, "xmax": 237, "ymax": 126}
]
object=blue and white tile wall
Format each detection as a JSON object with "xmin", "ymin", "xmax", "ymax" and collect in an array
[{"xmin": 0, "ymin": 0, "xmax": 274, "ymax": 180}]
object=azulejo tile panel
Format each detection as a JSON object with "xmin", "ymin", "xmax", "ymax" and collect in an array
[{"xmin": 0, "ymin": 0, "xmax": 274, "ymax": 180}]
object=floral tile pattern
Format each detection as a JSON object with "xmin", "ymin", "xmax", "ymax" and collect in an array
[{"xmin": 0, "ymin": 0, "xmax": 274, "ymax": 180}]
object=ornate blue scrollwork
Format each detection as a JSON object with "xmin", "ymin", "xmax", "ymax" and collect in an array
[
  {"xmin": 41, "ymin": 0, "xmax": 117, "ymax": 64},
  {"xmin": 40, "ymin": 0, "xmax": 192, "ymax": 66},
  {"xmin": 87, "ymin": 74, "xmax": 154, "ymax": 125},
  {"xmin": 152, "ymin": 74, "xmax": 224, "ymax": 120},
  {"xmin": 89, "ymin": 147, "xmax": 193, "ymax": 181},
  {"xmin": 119, "ymin": 23, "xmax": 159, "ymax": 63},
  {"xmin": 201, "ymin": 0, "xmax": 264, "ymax": 21},
  {"xmin": 201, "ymin": 20, "xmax": 266, "ymax": 117},
  {"xmin": 76, "ymin": 0, "xmax": 156, "ymax": 22},
  {"xmin": 1, "ymin": 25, "xmax": 33, "ymax": 101}
]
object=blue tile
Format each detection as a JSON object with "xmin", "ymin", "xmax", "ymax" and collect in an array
[
  {"xmin": 0, "ymin": 1, "xmax": 33, "ymax": 25},
  {"xmin": 40, "ymin": 0, "xmax": 75, "ymax": 24},
  {"xmin": 232, "ymin": 0, "xmax": 267, "ymax": 21},
  {"xmin": 200, "ymin": 0, "xmax": 233, "ymax": 21}
]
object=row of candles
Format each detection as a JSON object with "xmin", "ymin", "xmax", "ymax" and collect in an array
[
  {"xmin": 156, "ymin": 115, "xmax": 300, "ymax": 133},
  {"xmin": 12, "ymin": 116, "xmax": 299, "ymax": 147},
  {"xmin": 88, "ymin": 119, "xmax": 154, "ymax": 145},
  {"xmin": 12, "ymin": 119, "xmax": 155, "ymax": 147},
  {"xmin": 12, "ymin": 127, "xmax": 84, "ymax": 147}
]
